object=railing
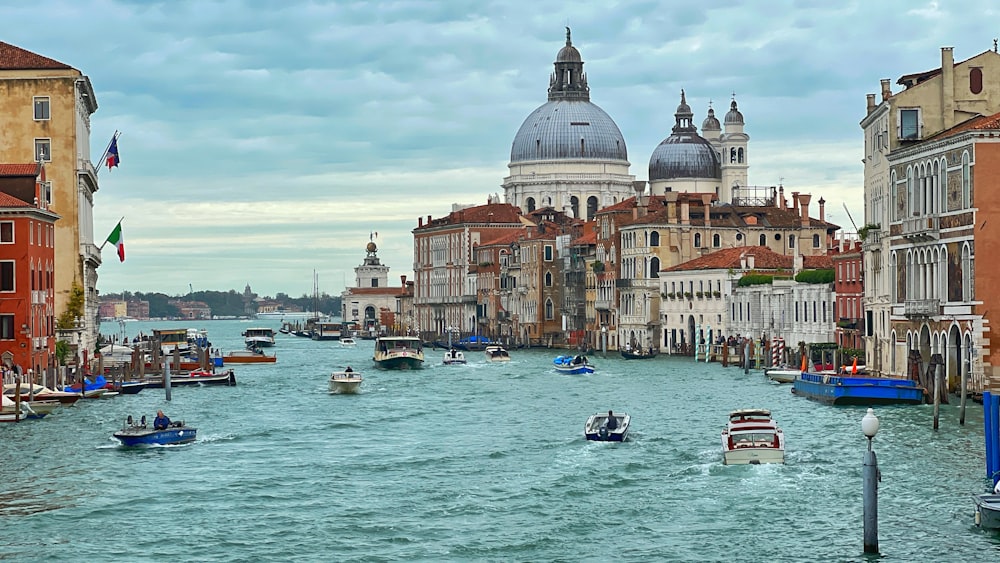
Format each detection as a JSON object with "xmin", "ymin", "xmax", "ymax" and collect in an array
[
  {"xmin": 901, "ymin": 215, "xmax": 939, "ymax": 241},
  {"xmin": 80, "ymin": 242, "xmax": 102, "ymax": 266},
  {"xmin": 861, "ymin": 229, "xmax": 882, "ymax": 251},
  {"xmin": 904, "ymin": 298, "xmax": 940, "ymax": 317},
  {"xmin": 32, "ymin": 290, "xmax": 45, "ymax": 305},
  {"xmin": 595, "ymin": 299, "xmax": 613, "ymax": 311}
]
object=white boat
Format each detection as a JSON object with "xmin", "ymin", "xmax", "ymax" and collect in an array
[
  {"xmin": 373, "ymin": 336, "xmax": 425, "ymax": 370},
  {"xmin": 329, "ymin": 368, "xmax": 363, "ymax": 394},
  {"xmin": 584, "ymin": 411, "xmax": 630, "ymax": 441},
  {"xmin": 442, "ymin": 349, "xmax": 467, "ymax": 365},
  {"xmin": 484, "ymin": 345, "xmax": 510, "ymax": 362},
  {"xmin": 256, "ymin": 310, "xmax": 321, "ymax": 320},
  {"xmin": 722, "ymin": 409, "xmax": 785, "ymax": 465},
  {"xmin": 764, "ymin": 366, "xmax": 801, "ymax": 384},
  {"xmin": 243, "ymin": 327, "xmax": 276, "ymax": 348},
  {"xmin": 339, "ymin": 337, "xmax": 357, "ymax": 347}
]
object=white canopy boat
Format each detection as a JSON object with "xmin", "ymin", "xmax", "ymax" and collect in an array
[
  {"xmin": 329, "ymin": 368, "xmax": 363, "ymax": 394},
  {"xmin": 722, "ymin": 409, "xmax": 785, "ymax": 465}
]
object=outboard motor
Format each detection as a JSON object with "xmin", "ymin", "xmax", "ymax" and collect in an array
[{"xmin": 599, "ymin": 426, "xmax": 609, "ymax": 440}]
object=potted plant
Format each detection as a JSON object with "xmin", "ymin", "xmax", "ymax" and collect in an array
[
  {"xmin": 695, "ymin": 291, "xmax": 704, "ymax": 298},
  {"xmin": 712, "ymin": 291, "xmax": 721, "ymax": 298},
  {"xmin": 684, "ymin": 292, "xmax": 693, "ymax": 299}
]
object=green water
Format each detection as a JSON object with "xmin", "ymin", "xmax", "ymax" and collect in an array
[{"xmin": 1, "ymin": 319, "xmax": 998, "ymax": 562}]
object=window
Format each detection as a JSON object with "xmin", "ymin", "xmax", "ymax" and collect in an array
[
  {"xmin": 694, "ymin": 233, "xmax": 701, "ymax": 247},
  {"xmin": 962, "ymin": 152, "xmax": 971, "ymax": 208},
  {"xmin": 544, "ymin": 299, "xmax": 554, "ymax": 320},
  {"xmin": 0, "ymin": 314, "xmax": 14, "ymax": 339},
  {"xmin": 0, "ymin": 261, "xmax": 13, "ymax": 292},
  {"xmin": 0, "ymin": 222, "xmax": 12, "ymax": 243},
  {"xmin": 545, "ymin": 272, "xmax": 552, "ymax": 287},
  {"xmin": 899, "ymin": 108, "xmax": 920, "ymax": 140},
  {"xmin": 370, "ymin": 278, "xmax": 378, "ymax": 288},
  {"xmin": 713, "ymin": 234, "xmax": 721, "ymax": 248},
  {"xmin": 650, "ymin": 231, "xmax": 660, "ymax": 246},
  {"xmin": 759, "ymin": 234, "xmax": 766, "ymax": 246},
  {"xmin": 33, "ymin": 97, "xmax": 50, "ymax": 120},
  {"xmin": 544, "ymin": 245, "xmax": 553, "ymax": 261},
  {"xmin": 35, "ymin": 139, "xmax": 51, "ymax": 162},
  {"xmin": 971, "ymin": 67, "xmax": 984, "ymax": 94},
  {"xmin": 813, "ymin": 234, "xmax": 820, "ymax": 248},
  {"xmin": 789, "ymin": 236, "xmax": 795, "ymax": 249}
]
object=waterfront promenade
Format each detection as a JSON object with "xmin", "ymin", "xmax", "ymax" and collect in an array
[{"xmin": 0, "ymin": 320, "xmax": 996, "ymax": 562}]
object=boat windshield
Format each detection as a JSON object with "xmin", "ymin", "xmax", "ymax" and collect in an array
[{"xmin": 730, "ymin": 432, "xmax": 777, "ymax": 447}]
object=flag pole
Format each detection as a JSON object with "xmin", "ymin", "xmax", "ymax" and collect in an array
[
  {"xmin": 98, "ymin": 216, "xmax": 125, "ymax": 250},
  {"xmin": 95, "ymin": 130, "xmax": 119, "ymax": 177}
]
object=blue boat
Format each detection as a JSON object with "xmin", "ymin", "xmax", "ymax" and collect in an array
[
  {"xmin": 792, "ymin": 371, "xmax": 926, "ymax": 405},
  {"xmin": 554, "ymin": 355, "xmax": 595, "ymax": 375},
  {"xmin": 113, "ymin": 415, "xmax": 197, "ymax": 447}
]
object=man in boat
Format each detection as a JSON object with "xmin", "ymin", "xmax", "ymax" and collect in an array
[
  {"xmin": 605, "ymin": 410, "xmax": 619, "ymax": 431},
  {"xmin": 345, "ymin": 366, "xmax": 354, "ymax": 373},
  {"xmin": 154, "ymin": 410, "xmax": 171, "ymax": 430}
]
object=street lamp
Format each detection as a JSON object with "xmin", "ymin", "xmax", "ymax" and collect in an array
[{"xmin": 862, "ymin": 408, "xmax": 881, "ymax": 554}]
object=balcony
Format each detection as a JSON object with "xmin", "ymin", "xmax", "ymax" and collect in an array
[
  {"xmin": 32, "ymin": 290, "xmax": 45, "ymax": 305},
  {"xmin": 81, "ymin": 242, "xmax": 102, "ymax": 267},
  {"xmin": 904, "ymin": 298, "xmax": 940, "ymax": 318},
  {"xmin": 901, "ymin": 215, "xmax": 939, "ymax": 242},
  {"xmin": 595, "ymin": 299, "xmax": 613, "ymax": 311},
  {"xmin": 861, "ymin": 229, "xmax": 882, "ymax": 252}
]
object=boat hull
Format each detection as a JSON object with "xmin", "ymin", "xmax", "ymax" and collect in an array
[
  {"xmin": 974, "ymin": 494, "xmax": 1000, "ymax": 529},
  {"xmin": 765, "ymin": 369, "xmax": 800, "ymax": 384},
  {"xmin": 114, "ymin": 426, "xmax": 197, "ymax": 446},
  {"xmin": 792, "ymin": 372, "xmax": 925, "ymax": 405},
  {"xmin": 584, "ymin": 413, "xmax": 630, "ymax": 441},
  {"xmin": 723, "ymin": 448, "xmax": 785, "ymax": 465},
  {"xmin": 143, "ymin": 370, "xmax": 237, "ymax": 388},
  {"xmin": 555, "ymin": 366, "xmax": 595, "ymax": 375},
  {"xmin": 374, "ymin": 357, "xmax": 425, "ymax": 370},
  {"xmin": 373, "ymin": 336, "xmax": 425, "ymax": 370},
  {"xmin": 621, "ymin": 350, "xmax": 657, "ymax": 360},
  {"xmin": 329, "ymin": 380, "xmax": 363, "ymax": 394}
]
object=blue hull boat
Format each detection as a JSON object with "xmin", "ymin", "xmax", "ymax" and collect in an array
[
  {"xmin": 554, "ymin": 355, "xmax": 595, "ymax": 374},
  {"xmin": 792, "ymin": 372, "xmax": 926, "ymax": 405},
  {"xmin": 113, "ymin": 415, "xmax": 197, "ymax": 446}
]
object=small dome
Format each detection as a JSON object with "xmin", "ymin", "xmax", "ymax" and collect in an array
[
  {"xmin": 366, "ymin": 242, "xmax": 377, "ymax": 253},
  {"xmin": 648, "ymin": 134, "xmax": 721, "ymax": 181},
  {"xmin": 556, "ymin": 26, "xmax": 582, "ymax": 62},
  {"xmin": 725, "ymin": 99, "xmax": 744, "ymax": 125},
  {"xmin": 701, "ymin": 107, "xmax": 721, "ymax": 131}
]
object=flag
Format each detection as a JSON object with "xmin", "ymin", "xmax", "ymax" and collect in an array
[
  {"xmin": 106, "ymin": 222, "xmax": 125, "ymax": 262},
  {"xmin": 106, "ymin": 136, "xmax": 120, "ymax": 170}
]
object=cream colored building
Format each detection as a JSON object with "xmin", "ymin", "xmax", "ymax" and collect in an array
[{"xmin": 0, "ymin": 41, "xmax": 101, "ymax": 352}]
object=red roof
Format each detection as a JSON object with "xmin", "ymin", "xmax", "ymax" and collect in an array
[
  {"xmin": 0, "ymin": 163, "xmax": 40, "ymax": 176},
  {"xmin": 571, "ymin": 221, "xmax": 598, "ymax": 246},
  {"xmin": 665, "ymin": 246, "xmax": 792, "ymax": 272},
  {"xmin": 0, "ymin": 192, "xmax": 31, "ymax": 208},
  {"xmin": 0, "ymin": 41, "xmax": 72, "ymax": 70},
  {"xmin": 926, "ymin": 111, "xmax": 1000, "ymax": 141},
  {"xmin": 480, "ymin": 229, "xmax": 524, "ymax": 247},
  {"xmin": 346, "ymin": 287, "xmax": 403, "ymax": 296},
  {"xmin": 417, "ymin": 202, "xmax": 523, "ymax": 230}
]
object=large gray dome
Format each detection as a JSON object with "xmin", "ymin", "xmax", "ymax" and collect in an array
[
  {"xmin": 510, "ymin": 100, "xmax": 628, "ymax": 163},
  {"xmin": 648, "ymin": 90, "xmax": 721, "ymax": 181}
]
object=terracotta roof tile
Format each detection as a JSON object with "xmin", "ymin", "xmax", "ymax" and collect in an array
[
  {"xmin": 0, "ymin": 163, "xmax": 40, "ymax": 176},
  {"xmin": 926, "ymin": 111, "xmax": 1000, "ymax": 141},
  {"xmin": 0, "ymin": 192, "xmax": 31, "ymax": 208},
  {"xmin": 664, "ymin": 246, "xmax": 791, "ymax": 272},
  {"xmin": 346, "ymin": 287, "xmax": 403, "ymax": 296},
  {"xmin": 417, "ymin": 202, "xmax": 523, "ymax": 230},
  {"xmin": 803, "ymin": 254, "xmax": 834, "ymax": 269},
  {"xmin": 0, "ymin": 41, "xmax": 72, "ymax": 70},
  {"xmin": 479, "ymin": 230, "xmax": 524, "ymax": 247},
  {"xmin": 571, "ymin": 221, "xmax": 598, "ymax": 245}
]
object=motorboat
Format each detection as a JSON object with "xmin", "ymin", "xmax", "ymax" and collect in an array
[
  {"xmin": 242, "ymin": 327, "xmax": 276, "ymax": 348},
  {"xmin": 792, "ymin": 372, "xmax": 925, "ymax": 405},
  {"xmin": 63, "ymin": 375, "xmax": 110, "ymax": 398},
  {"xmin": 443, "ymin": 348, "xmax": 467, "ymax": 365},
  {"xmin": 973, "ymin": 490, "xmax": 1000, "ymax": 529},
  {"xmin": 373, "ymin": 336, "xmax": 425, "ymax": 370},
  {"xmin": 484, "ymin": 345, "xmax": 510, "ymax": 362},
  {"xmin": 764, "ymin": 366, "xmax": 801, "ymax": 384},
  {"xmin": 553, "ymin": 355, "xmax": 595, "ymax": 374},
  {"xmin": 339, "ymin": 337, "xmax": 357, "ymax": 347},
  {"xmin": 329, "ymin": 369, "xmax": 363, "ymax": 394},
  {"xmin": 113, "ymin": 414, "xmax": 197, "ymax": 447},
  {"xmin": 722, "ymin": 409, "xmax": 785, "ymax": 465},
  {"xmin": 0, "ymin": 394, "xmax": 52, "ymax": 421},
  {"xmin": 223, "ymin": 349, "xmax": 277, "ymax": 364},
  {"xmin": 621, "ymin": 347, "xmax": 657, "ymax": 360},
  {"xmin": 310, "ymin": 321, "xmax": 343, "ymax": 341},
  {"xmin": 143, "ymin": 369, "xmax": 237, "ymax": 388},
  {"xmin": 3, "ymin": 383, "xmax": 82, "ymax": 405},
  {"xmin": 584, "ymin": 412, "xmax": 630, "ymax": 441}
]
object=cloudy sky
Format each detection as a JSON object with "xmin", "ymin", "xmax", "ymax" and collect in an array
[{"xmin": 3, "ymin": 0, "xmax": 997, "ymax": 297}]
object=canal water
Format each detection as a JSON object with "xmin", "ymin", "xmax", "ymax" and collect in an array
[{"xmin": 1, "ymin": 319, "xmax": 998, "ymax": 562}]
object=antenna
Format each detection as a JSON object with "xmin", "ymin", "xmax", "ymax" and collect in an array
[{"xmin": 842, "ymin": 203, "xmax": 859, "ymax": 231}]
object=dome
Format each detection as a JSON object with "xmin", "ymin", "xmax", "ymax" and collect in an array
[
  {"xmin": 725, "ymin": 99, "xmax": 744, "ymax": 125},
  {"xmin": 648, "ymin": 91, "xmax": 720, "ymax": 181},
  {"xmin": 556, "ymin": 44, "xmax": 581, "ymax": 62},
  {"xmin": 510, "ymin": 100, "xmax": 628, "ymax": 163},
  {"xmin": 648, "ymin": 134, "xmax": 721, "ymax": 181},
  {"xmin": 701, "ymin": 106, "xmax": 721, "ymax": 131}
]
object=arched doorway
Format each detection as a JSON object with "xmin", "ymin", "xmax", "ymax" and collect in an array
[
  {"xmin": 687, "ymin": 315, "xmax": 696, "ymax": 357},
  {"xmin": 587, "ymin": 196, "xmax": 598, "ymax": 221},
  {"xmin": 919, "ymin": 324, "xmax": 931, "ymax": 379},
  {"xmin": 949, "ymin": 323, "xmax": 962, "ymax": 391},
  {"xmin": 365, "ymin": 305, "xmax": 377, "ymax": 333}
]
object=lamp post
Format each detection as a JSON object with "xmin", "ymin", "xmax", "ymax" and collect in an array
[
  {"xmin": 600, "ymin": 325, "xmax": 607, "ymax": 358},
  {"xmin": 862, "ymin": 407, "xmax": 881, "ymax": 554}
]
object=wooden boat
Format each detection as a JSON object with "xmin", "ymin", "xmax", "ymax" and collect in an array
[
  {"xmin": 373, "ymin": 336, "xmax": 425, "ymax": 370},
  {"xmin": 329, "ymin": 369, "xmax": 363, "ymax": 394},
  {"xmin": 722, "ymin": 409, "xmax": 785, "ymax": 465},
  {"xmin": 484, "ymin": 345, "xmax": 510, "ymax": 362},
  {"xmin": 223, "ymin": 349, "xmax": 277, "ymax": 364},
  {"xmin": 143, "ymin": 369, "xmax": 237, "ymax": 388},
  {"xmin": 554, "ymin": 355, "xmax": 595, "ymax": 374},
  {"xmin": 443, "ymin": 349, "xmax": 467, "ymax": 365},
  {"xmin": 115, "ymin": 381, "xmax": 147, "ymax": 394},
  {"xmin": 620, "ymin": 347, "xmax": 657, "ymax": 360},
  {"xmin": 764, "ymin": 366, "xmax": 801, "ymax": 384},
  {"xmin": 113, "ymin": 415, "xmax": 197, "ymax": 447},
  {"xmin": 242, "ymin": 327, "xmax": 276, "ymax": 348},
  {"xmin": 973, "ymin": 492, "xmax": 1000, "ymax": 529},
  {"xmin": 3, "ymin": 383, "xmax": 81, "ymax": 405},
  {"xmin": 584, "ymin": 412, "xmax": 630, "ymax": 441},
  {"xmin": 792, "ymin": 372, "xmax": 925, "ymax": 405}
]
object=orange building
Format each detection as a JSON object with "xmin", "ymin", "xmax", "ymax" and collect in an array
[{"xmin": 0, "ymin": 163, "xmax": 58, "ymax": 379}]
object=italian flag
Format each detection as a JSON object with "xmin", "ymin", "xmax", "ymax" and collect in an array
[{"xmin": 106, "ymin": 222, "xmax": 125, "ymax": 262}]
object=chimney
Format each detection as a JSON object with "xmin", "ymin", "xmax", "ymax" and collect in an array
[
  {"xmin": 942, "ymin": 47, "xmax": 955, "ymax": 129},
  {"xmin": 866, "ymin": 93, "xmax": 876, "ymax": 115},
  {"xmin": 881, "ymin": 79, "xmax": 891, "ymax": 100},
  {"xmin": 818, "ymin": 197, "xmax": 826, "ymax": 222},
  {"xmin": 427, "ymin": 215, "xmax": 432, "ymax": 224},
  {"xmin": 798, "ymin": 193, "xmax": 811, "ymax": 228},
  {"xmin": 701, "ymin": 194, "xmax": 713, "ymax": 228},
  {"xmin": 791, "ymin": 192, "xmax": 800, "ymax": 215},
  {"xmin": 680, "ymin": 201, "xmax": 690, "ymax": 226},
  {"xmin": 418, "ymin": 217, "xmax": 423, "ymax": 227},
  {"xmin": 778, "ymin": 185, "xmax": 785, "ymax": 210},
  {"xmin": 400, "ymin": 275, "xmax": 407, "ymax": 286}
]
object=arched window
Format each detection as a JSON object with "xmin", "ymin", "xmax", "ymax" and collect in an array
[
  {"xmin": 730, "ymin": 148, "xmax": 737, "ymax": 163},
  {"xmin": 789, "ymin": 236, "xmax": 795, "ymax": 249},
  {"xmin": 737, "ymin": 147, "xmax": 744, "ymax": 163},
  {"xmin": 650, "ymin": 231, "xmax": 660, "ymax": 246},
  {"xmin": 650, "ymin": 257, "xmax": 660, "ymax": 277},
  {"xmin": 694, "ymin": 233, "xmax": 701, "ymax": 247},
  {"xmin": 759, "ymin": 234, "xmax": 766, "ymax": 246},
  {"xmin": 570, "ymin": 196, "xmax": 580, "ymax": 219},
  {"xmin": 545, "ymin": 272, "xmax": 553, "ymax": 287},
  {"xmin": 890, "ymin": 171, "xmax": 898, "ymax": 221},
  {"xmin": 587, "ymin": 196, "xmax": 599, "ymax": 221},
  {"xmin": 526, "ymin": 197, "xmax": 536, "ymax": 213},
  {"xmin": 545, "ymin": 299, "xmax": 554, "ymax": 320},
  {"xmin": 713, "ymin": 233, "xmax": 721, "ymax": 247},
  {"xmin": 962, "ymin": 243, "xmax": 973, "ymax": 301},
  {"xmin": 962, "ymin": 151, "xmax": 971, "ymax": 208},
  {"xmin": 813, "ymin": 234, "xmax": 820, "ymax": 248}
]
